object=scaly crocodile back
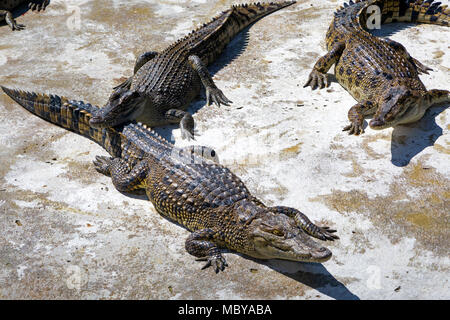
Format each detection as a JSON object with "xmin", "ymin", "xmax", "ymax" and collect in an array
[
  {"xmin": 0, "ymin": 86, "xmax": 172, "ymax": 158},
  {"xmin": 167, "ymin": 1, "xmax": 296, "ymax": 65},
  {"xmin": 134, "ymin": 2, "xmax": 296, "ymax": 94},
  {"xmin": 327, "ymin": 0, "xmax": 450, "ymax": 49}
]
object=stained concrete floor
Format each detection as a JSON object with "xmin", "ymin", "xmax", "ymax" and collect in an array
[{"xmin": 0, "ymin": 0, "xmax": 448, "ymax": 299}]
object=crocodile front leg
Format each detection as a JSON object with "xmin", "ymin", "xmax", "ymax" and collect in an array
[
  {"xmin": 185, "ymin": 228, "xmax": 228, "ymax": 273},
  {"xmin": 304, "ymin": 42, "xmax": 345, "ymax": 90},
  {"xmin": 188, "ymin": 55, "xmax": 232, "ymax": 107},
  {"xmin": 270, "ymin": 206, "xmax": 338, "ymax": 241},
  {"xmin": 93, "ymin": 156, "xmax": 148, "ymax": 193},
  {"xmin": 165, "ymin": 109, "xmax": 196, "ymax": 140},
  {"xmin": 343, "ymin": 100, "xmax": 376, "ymax": 136},
  {"xmin": 1, "ymin": 10, "xmax": 25, "ymax": 31}
]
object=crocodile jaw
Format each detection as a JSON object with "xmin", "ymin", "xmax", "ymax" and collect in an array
[
  {"xmin": 369, "ymin": 101, "xmax": 426, "ymax": 129},
  {"xmin": 250, "ymin": 234, "xmax": 332, "ymax": 263},
  {"xmin": 370, "ymin": 90, "xmax": 425, "ymax": 130},
  {"xmin": 246, "ymin": 214, "xmax": 332, "ymax": 263}
]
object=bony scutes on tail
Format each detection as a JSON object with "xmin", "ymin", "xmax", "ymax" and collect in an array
[
  {"xmin": 0, "ymin": 0, "xmax": 49, "ymax": 31},
  {"xmin": 1, "ymin": 86, "xmax": 338, "ymax": 273},
  {"xmin": 89, "ymin": 1, "xmax": 297, "ymax": 140},
  {"xmin": 303, "ymin": 0, "xmax": 450, "ymax": 135}
]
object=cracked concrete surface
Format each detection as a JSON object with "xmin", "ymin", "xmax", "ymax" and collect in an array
[{"xmin": 0, "ymin": 0, "xmax": 448, "ymax": 299}]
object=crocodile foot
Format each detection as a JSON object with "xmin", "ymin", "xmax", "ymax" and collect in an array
[
  {"xmin": 411, "ymin": 57, "xmax": 433, "ymax": 75},
  {"xmin": 179, "ymin": 113, "xmax": 197, "ymax": 141},
  {"xmin": 11, "ymin": 22, "xmax": 26, "ymax": 31},
  {"xmin": 196, "ymin": 253, "xmax": 228, "ymax": 274},
  {"xmin": 312, "ymin": 226, "xmax": 339, "ymax": 241},
  {"xmin": 206, "ymin": 87, "xmax": 232, "ymax": 107},
  {"xmin": 343, "ymin": 121, "xmax": 365, "ymax": 135},
  {"xmin": 93, "ymin": 155, "xmax": 113, "ymax": 176},
  {"xmin": 303, "ymin": 69, "xmax": 328, "ymax": 90}
]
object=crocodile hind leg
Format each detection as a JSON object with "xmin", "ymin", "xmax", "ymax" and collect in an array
[
  {"xmin": 1, "ymin": 10, "xmax": 25, "ymax": 31},
  {"xmin": 185, "ymin": 228, "xmax": 228, "ymax": 273},
  {"xmin": 165, "ymin": 109, "xmax": 196, "ymax": 140},
  {"xmin": 270, "ymin": 206, "xmax": 338, "ymax": 241},
  {"xmin": 304, "ymin": 42, "xmax": 345, "ymax": 90},
  {"xmin": 188, "ymin": 55, "xmax": 232, "ymax": 107},
  {"xmin": 133, "ymin": 51, "xmax": 158, "ymax": 74},
  {"xmin": 381, "ymin": 38, "xmax": 433, "ymax": 75},
  {"xmin": 343, "ymin": 100, "xmax": 376, "ymax": 135},
  {"xmin": 114, "ymin": 51, "xmax": 159, "ymax": 90},
  {"xmin": 93, "ymin": 156, "xmax": 148, "ymax": 193}
]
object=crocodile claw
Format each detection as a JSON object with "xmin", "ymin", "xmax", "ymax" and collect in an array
[
  {"xmin": 93, "ymin": 155, "xmax": 113, "ymax": 176},
  {"xmin": 304, "ymin": 69, "xmax": 328, "ymax": 90},
  {"xmin": 315, "ymin": 226, "xmax": 339, "ymax": 241},
  {"xmin": 206, "ymin": 87, "xmax": 232, "ymax": 107},
  {"xmin": 343, "ymin": 121, "xmax": 365, "ymax": 135},
  {"xmin": 196, "ymin": 254, "xmax": 228, "ymax": 273},
  {"xmin": 12, "ymin": 23, "xmax": 26, "ymax": 31},
  {"xmin": 411, "ymin": 57, "xmax": 433, "ymax": 75},
  {"xmin": 29, "ymin": 0, "xmax": 49, "ymax": 11}
]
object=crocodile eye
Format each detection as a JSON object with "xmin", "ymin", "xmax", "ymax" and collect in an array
[
  {"xmin": 261, "ymin": 223, "xmax": 284, "ymax": 237},
  {"xmin": 268, "ymin": 228, "xmax": 284, "ymax": 237},
  {"xmin": 272, "ymin": 229, "xmax": 284, "ymax": 237}
]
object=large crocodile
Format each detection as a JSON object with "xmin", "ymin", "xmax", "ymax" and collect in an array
[
  {"xmin": 0, "ymin": 0, "xmax": 49, "ymax": 30},
  {"xmin": 304, "ymin": 0, "xmax": 450, "ymax": 135},
  {"xmin": 89, "ymin": 1, "xmax": 296, "ymax": 140},
  {"xmin": 1, "ymin": 86, "xmax": 338, "ymax": 273}
]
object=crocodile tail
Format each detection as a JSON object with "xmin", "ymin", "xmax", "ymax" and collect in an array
[
  {"xmin": 329, "ymin": 1, "xmax": 449, "ymax": 48},
  {"xmin": 375, "ymin": 0, "xmax": 450, "ymax": 26},
  {"xmin": 228, "ymin": 1, "xmax": 297, "ymax": 29},
  {"xmin": 189, "ymin": 1, "xmax": 296, "ymax": 64},
  {"xmin": 1, "ymin": 86, "xmax": 122, "ymax": 157}
]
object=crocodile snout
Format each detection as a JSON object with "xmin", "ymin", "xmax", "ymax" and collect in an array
[{"xmin": 312, "ymin": 246, "xmax": 332, "ymax": 262}]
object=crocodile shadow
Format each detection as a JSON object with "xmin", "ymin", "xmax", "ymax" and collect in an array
[
  {"xmin": 154, "ymin": 27, "xmax": 251, "ymax": 143},
  {"xmin": 239, "ymin": 255, "xmax": 360, "ymax": 300},
  {"xmin": 369, "ymin": 22, "xmax": 412, "ymax": 38},
  {"xmin": 390, "ymin": 104, "xmax": 447, "ymax": 167}
]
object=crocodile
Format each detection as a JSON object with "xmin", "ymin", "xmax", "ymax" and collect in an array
[
  {"xmin": 0, "ymin": 0, "xmax": 49, "ymax": 30},
  {"xmin": 304, "ymin": 0, "xmax": 450, "ymax": 135},
  {"xmin": 1, "ymin": 86, "xmax": 338, "ymax": 272},
  {"xmin": 89, "ymin": 1, "xmax": 297, "ymax": 140}
]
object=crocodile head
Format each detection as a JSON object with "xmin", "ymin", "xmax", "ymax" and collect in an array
[
  {"xmin": 238, "ymin": 202, "xmax": 333, "ymax": 263},
  {"xmin": 369, "ymin": 86, "xmax": 424, "ymax": 130},
  {"xmin": 90, "ymin": 89, "xmax": 145, "ymax": 128}
]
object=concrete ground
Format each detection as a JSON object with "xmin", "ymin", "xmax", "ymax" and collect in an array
[{"xmin": 0, "ymin": 0, "xmax": 448, "ymax": 299}]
